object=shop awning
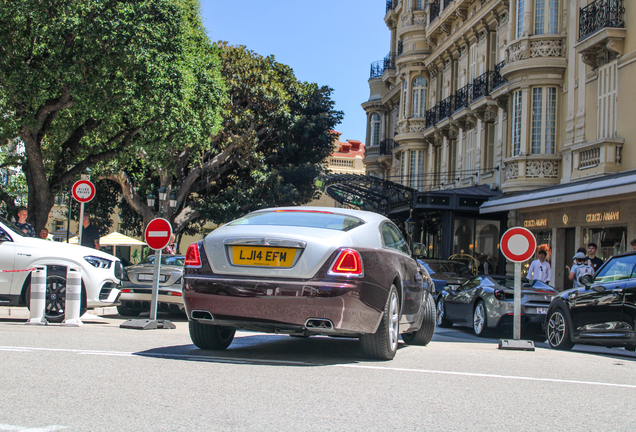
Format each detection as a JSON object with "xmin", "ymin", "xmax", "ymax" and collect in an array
[
  {"xmin": 317, "ymin": 174, "xmax": 416, "ymax": 215},
  {"xmin": 480, "ymin": 169, "xmax": 636, "ymax": 214}
]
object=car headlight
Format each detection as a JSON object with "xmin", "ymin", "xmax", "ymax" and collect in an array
[{"xmin": 84, "ymin": 256, "xmax": 112, "ymax": 269}]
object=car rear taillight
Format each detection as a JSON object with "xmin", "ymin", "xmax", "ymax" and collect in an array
[
  {"xmin": 121, "ymin": 289, "xmax": 132, "ymax": 293},
  {"xmin": 494, "ymin": 290, "xmax": 506, "ymax": 301},
  {"xmin": 171, "ymin": 292, "xmax": 182, "ymax": 297},
  {"xmin": 184, "ymin": 243, "xmax": 201, "ymax": 267},
  {"xmin": 328, "ymin": 249, "xmax": 363, "ymax": 277}
]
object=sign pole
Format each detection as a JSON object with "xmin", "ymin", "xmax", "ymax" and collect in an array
[
  {"xmin": 149, "ymin": 248, "xmax": 162, "ymax": 321},
  {"xmin": 514, "ymin": 262, "xmax": 521, "ymax": 340},
  {"xmin": 78, "ymin": 202, "xmax": 85, "ymax": 247}
]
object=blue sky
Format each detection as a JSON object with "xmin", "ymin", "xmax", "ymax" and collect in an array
[{"xmin": 200, "ymin": 0, "xmax": 390, "ymax": 144}]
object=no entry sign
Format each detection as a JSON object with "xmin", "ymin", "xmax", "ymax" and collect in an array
[
  {"xmin": 72, "ymin": 180, "xmax": 96, "ymax": 203},
  {"xmin": 145, "ymin": 218, "xmax": 172, "ymax": 251},
  {"xmin": 501, "ymin": 227, "xmax": 537, "ymax": 263}
]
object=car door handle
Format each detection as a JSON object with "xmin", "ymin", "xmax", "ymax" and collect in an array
[{"xmin": 613, "ymin": 288, "xmax": 624, "ymax": 294}]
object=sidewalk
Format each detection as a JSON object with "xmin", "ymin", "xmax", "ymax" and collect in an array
[{"xmin": 0, "ymin": 306, "xmax": 119, "ymax": 318}]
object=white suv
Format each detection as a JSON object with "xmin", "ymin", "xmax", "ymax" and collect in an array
[{"xmin": 0, "ymin": 216, "xmax": 122, "ymax": 322}]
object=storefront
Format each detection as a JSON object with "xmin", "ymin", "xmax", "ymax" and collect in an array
[{"xmin": 481, "ymin": 170, "xmax": 636, "ymax": 290}]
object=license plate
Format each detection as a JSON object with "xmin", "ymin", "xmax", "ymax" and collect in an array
[
  {"xmin": 537, "ymin": 307, "xmax": 548, "ymax": 314},
  {"xmin": 138, "ymin": 274, "xmax": 167, "ymax": 282},
  {"xmin": 231, "ymin": 246, "xmax": 296, "ymax": 268}
]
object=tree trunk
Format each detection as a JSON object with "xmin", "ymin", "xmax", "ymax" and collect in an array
[{"xmin": 21, "ymin": 131, "xmax": 55, "ymax": 233}]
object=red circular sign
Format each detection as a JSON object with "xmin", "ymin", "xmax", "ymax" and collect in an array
[
  {"xmin": 501, "ymin": 227, "xmax": 537, "ymax": 263},
  {"xmin": 72, "ymin": 180, "xmax": 96, "ymax": 203},
  {"xmin": 144, "ymin": 218, "xmax": 173, "ymax": 250}
]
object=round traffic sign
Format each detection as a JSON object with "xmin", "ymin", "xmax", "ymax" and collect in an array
[
  {"xmin": 72, "ymin": 180, "xmax": 96, "ymax": 203},
  {"xmin": 500, "ymin": 227, "xmax": 537, "ymax": 263},
  {"xmin": 145, "ymin": 218, "xmax": 172, "ymax": 250}
]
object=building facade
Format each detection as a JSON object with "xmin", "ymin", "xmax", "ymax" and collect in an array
[{"xmin": 363, "ymin": 0, "xmax": 635, "ymax": 289}]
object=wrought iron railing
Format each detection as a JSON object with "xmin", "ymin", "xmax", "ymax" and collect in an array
[
  {"xmin": 379, "ymin": 139, "xmax": 396, "ymax": 155},
  {"xmin": 493, "ymin": 60, "xmax": 507, "ymax": 89},
  {"xmin": 579, "ymin": 0, "xmax": 625, "ymax": 40},
  {"xmin": 370, "ymin": 60, "xmax": 384, "ymax": 79},
  {"xmin": 438, "ymin": 96, "xmax": 455, "ymax": 122},
  {"xmin": 384, "ymin": 52, "xmax": 397, "ymax": 71},
  {"xmin": 429, "ymin": 0, "xmax": 440, "ymax": 23},
  {"xmin": 472, "ymin": 71, "xmax": 494, "ymax": 101},
  {"xmin": 425, "ymin": 106, "xmax": 439, "ymax": 129},
  {"xmin": 454, "ymin": 84, "xmax": 472, "ymax": 112},
  {"xmin": 397, "ymin": 40, "xmax": 403, "ymax": 57},
  {"xmin": 443, "ymin": 0, "xmax": 453, "ymax": 10},
  {"xmin": 386, "ymin": 0, "xmax": 395, "ymax": 14}
]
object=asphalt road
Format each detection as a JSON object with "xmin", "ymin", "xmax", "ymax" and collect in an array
[{"xmin": 0, "ymin": 310, "xmax": 635, "ymax": 432}]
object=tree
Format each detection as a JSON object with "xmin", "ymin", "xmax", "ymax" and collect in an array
[
  {"xmin": 0, "ymin": 0, "xmax": 225, "ymax": 231},
  {"xmin": 107, "ymin": 43, "xmax": 343, "ymax": 235}
]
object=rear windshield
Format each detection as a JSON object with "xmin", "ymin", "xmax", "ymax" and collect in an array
[
  {"xmin": 229, "ymin": 210, "xmax": 366, "ymax": 232},
  {"xmin": 426, "ymin": 262, "xmax": 472, "ymax": 276},
  {"xmin": 142, "ymin": 255, "xmax": 185, "ymax": 266}
]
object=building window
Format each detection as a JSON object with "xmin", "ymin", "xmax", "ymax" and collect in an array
[
  {"xmin": 401, "ymin": 151, "xmax": 408, "ymax": 185},
  {"xmin": 415, "ymin": 0, "xmax": 427, "ymax": 10},
  {"xmin": 485, "ymin": 124, "xmax": 495, "ymax": 169},
  {"xmin": 597, "ymin": 60, "xmax": 618, "ymax": 140},
  {"xmin": 512, "ymin": 90, "xmax": 523, "ymax": 156},
  {"xmin": 371, "ymin": 113, "xmax": 381, "ymax": 146},
  {"xmin": 465, "ymin": 130, "xmax": 474, "ymax": 174},
  {"xmin": 531, "ymin": 87, "xmax": 556, "ymax": 154},
  {"xmin": 403, "ymin": 81, "xmax": 408, "ymax": 118},
  {"xmin": 516, "ymin": 0, "xmax": 525, "ymax": 39},
  {"xmin": 410, "ymin": 150, "xmax": 425, "ymax": 191},
  {"xmin": 435, "ymin": 146, "xmax": 442, "ymax": 186},
  {"xmin": 535, "ymin": 0, "xmax": 559, "ymax": 35},
  {"xmin": 412, "ymin": 76, "xmax": 427, "ymax": 118}
]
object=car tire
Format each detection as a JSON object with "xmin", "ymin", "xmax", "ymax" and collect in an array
[
  {"xmin": 26, "ymin": 269, "xmax": 86, "ymax": 324},
  {"xmin": 473, "ymin": 300, "xmax": 489, "ymax": 337},
  {"xmin": 436, "ymin": 296, "xmax": 453, "ymax": 328},
  {"xmin": 189, "ymin": 320, "xmax": 235, "ymax": 350},
  {"xmin": 401, "ymin": 293, "xmax": 436, "ymax": 346},
  {"xmin": 360, "ymin": 284, "xmax": 400, "ymax": 360},
  {"xmin": 117, "ymin": 303, "xmax": 141, "ymax": 317},
  {"xmin": 546, "ymin": 309, "xmax": 574, "ymax": 350}
]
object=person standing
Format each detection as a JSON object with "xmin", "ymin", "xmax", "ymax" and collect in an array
[
  {"xmin": 586, "ymin": 243, "xmax": 604, "ymax": 274},
  {"xmin": 39, "ymin": 228, "xmax": 50, "ymax": 240},
  {"xmin": 480, "ymin": 255, "xmax": 494, "ymax": 275},
  {"xmin": 567, "ymin": 252, "xmax": 593, "ymax": 288},
  {"xmin": 80, "ymin": 213, "xmax": 100, "ymax": 250},
  {"xmin": 527, "ymin": 250, "xmax": 551, "ymax": 284},
  {"xmin": 13, "ymin": 206, "xmax": 36, "ymax": 237}
]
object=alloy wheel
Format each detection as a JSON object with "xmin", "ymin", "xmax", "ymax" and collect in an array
[
  {"xmin": 388, "ymin": 290, "xmax": 399, "ymax": 353},
  {"xmin": 547, "ymin": 310, "xmax": 566, "ymax": 347},
  {"xmin": 473, "ymin": 302, "xmax": 485, "ymax": 335},
  {"xmin": 436, "ymin": 298, "xmax": 445, "ymax": 326}
]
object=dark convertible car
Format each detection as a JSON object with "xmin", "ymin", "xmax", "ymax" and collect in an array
[
  {"xmin": 546, "ymin": 251, "xmax": 636, "ymax": 351},
  {"xmin": 183, "ymin": 207, "xmax": 437, "ymax": 360}
]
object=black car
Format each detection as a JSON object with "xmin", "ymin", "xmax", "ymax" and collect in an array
[
  {"xmin": 417, "ymin": 259, "xmax": 472, "ymax": 296},
  {"xmin": 546, "ymin": 251, "xmax": 636, "ymax": 351}
]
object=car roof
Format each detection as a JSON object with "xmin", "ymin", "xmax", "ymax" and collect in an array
[{"xmin": 249, "ymin": 206, "xmax": 390, "ymax": 225}]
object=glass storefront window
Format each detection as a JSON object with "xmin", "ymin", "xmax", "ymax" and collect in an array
[
  {"xmin": 453, "ymin": 218, "xmax": 501, "ymax": 273},
  {"xmin": 521, "ymin": 230, "xmax": 552, "ymax": 278},
  {"xmin": 583, "ymin": 226, "xmax": 627, "ymax": 260}
]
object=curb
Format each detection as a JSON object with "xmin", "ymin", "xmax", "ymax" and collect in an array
[{"xmin": 0, "ymin": 306, "xmax": 119, "ymax": 318}]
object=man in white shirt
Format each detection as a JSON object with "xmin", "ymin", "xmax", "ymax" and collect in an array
[{"xmin": 528, "ymin": 250, "xmax": 551, "ymax": 284}]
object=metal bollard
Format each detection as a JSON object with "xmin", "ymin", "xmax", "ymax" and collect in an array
[
  {"xmin": 62, "ymin": 267, "xmax": 83, "ymax": 327},
  {"xmin": 25, "ymin": 266, "xmax": 47, "ymax": 326}
]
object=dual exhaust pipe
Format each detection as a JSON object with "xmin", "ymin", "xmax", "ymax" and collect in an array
[{"xmin": 191, "ymin": 311, "xmax": 335, "ymax": 332}]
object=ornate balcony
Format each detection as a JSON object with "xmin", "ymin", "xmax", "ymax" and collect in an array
[
  {"xmin": 438, "ymin": 96, "xmax": 455, "ymax": 122},
  {"xmin": 492, "ymin": 61, "xmax": 507, "ymax": 90},
  {"xmin": 472, "ymin": 71, "xmax": 494, "ymax": 102},
  {"xmin": 370, "ymin": 60, "xmax": 384, "ymax": 79},
  {"xmin": 397, "ymin": 40, "xmax": 403, "ymax": 57},
  {"xmin": 384, "ymin": 52, "xmax": 397, "ymax": 71},
  {"xmin": 429, "ymin": 0, "xmax": 440, "ymax": 24},
  {"xmin": 379, "ymin": 139, "xmax": 396, "ymax": 155},
  {"xmin": 425, "ymin": 106, "xmax": 439, "ymax": 129},
  {"xmin": 502, "ymin": 36, "xmax": 567, "ymax": 80},
  {"xmin": 579, "ymin": 0, "xmax": 625, "ymax": 41},
  {"xmin": 575, "ymin": 0, "xmax": 626, "ymax": 68},
  {"xmin": 454, "ymin": 84, "xmax": 472, "ymax": 113},
  {"xmin": 569, "ymin": 138, "xmax": 624, "ymax": 180},
  {"xmin": 502, "ymin": 155, "xmax": 561, "ymax": 193}
]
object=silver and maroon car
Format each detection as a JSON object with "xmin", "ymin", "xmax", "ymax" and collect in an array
[
  {"xmin": 183, "ymin": 207, "xmax": 437, "ymax": 360},
  {"xmin": 436, "ymin": 275, "xmax": 556, "ymax": 336}
]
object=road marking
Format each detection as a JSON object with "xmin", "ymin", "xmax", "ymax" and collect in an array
[
  {"xmin": 2, "ymin": 345, "xmax": 635, "ymax": 389},
  {"xmin": 335, "ymin": 364, "xmax": 636, "ymax": 389},
  {"xmin": 0, "ymin": 424, "xmax": 67, "ymax": 431}
]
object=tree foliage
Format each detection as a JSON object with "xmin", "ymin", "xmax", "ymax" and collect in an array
[
  {"xmin": 108, "ymin": 43, "xmax": 343, "ymax": 235},
  {"xmin": 0, "ymin": 0, "xmax": 225, "ymax": 230}
]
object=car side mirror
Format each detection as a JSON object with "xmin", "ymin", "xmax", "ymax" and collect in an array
[
  {"xmin": 580, "ymin": 274, "xmax": 594, "ymax": 287},
  {"xmin": 412, "ymin": 242, "xmax": 426, "ymax": 258}
]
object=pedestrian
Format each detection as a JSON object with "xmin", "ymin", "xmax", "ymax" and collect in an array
[
  {"xmin": 163, "ymin": 234, "xmax": 177, "ymax": 255},
  {"xmin": 479, "ymin": 255, "xmax": 493, "ymax": 275},
  {"xmin": 527, "ymin": 250, "xmax": 551, "ymax": 284},
  {"xmin": 13, "ymin": 206, "xmax": 36, "ymax": 237},
  {"xmin": 586, "ymin": 242, "xmax": 604, "ymax": 274},
  {"xmin": 39, "ymin": 228, "xmax": 50, "ymax": 240},
  {"xmin": 566, "ymin": 252, "xmax": 594, "ymax": 288},
  {"xmin": 631, "ymin": 239, "xmax": 636, "ymax": 251},
  {"xmin": 80, "ymin": 212, "xmax": 100, "ymax": 250}
]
